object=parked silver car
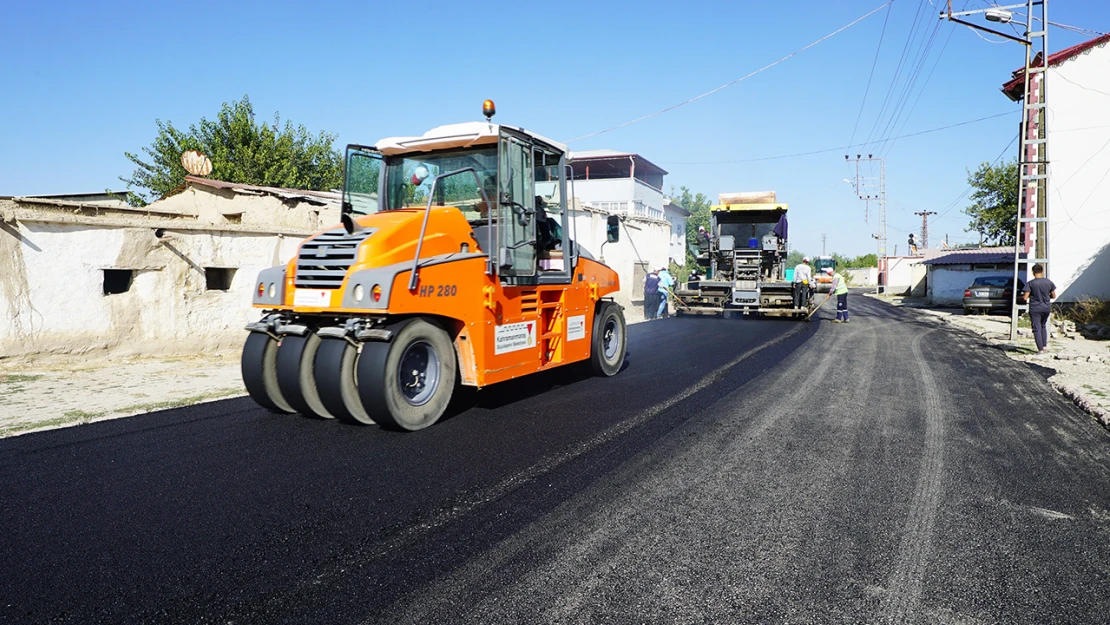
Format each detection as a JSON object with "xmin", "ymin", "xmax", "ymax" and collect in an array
[{"xmin": 963, "ymin": 275, "xmax": 1025, "ymax": 314}]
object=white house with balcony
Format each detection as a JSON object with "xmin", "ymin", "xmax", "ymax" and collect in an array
[{"xmin": 566, "ymin": 150, "xmax": 672, "ymax": 316}]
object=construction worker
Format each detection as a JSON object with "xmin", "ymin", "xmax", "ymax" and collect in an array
[
  {"xmin": 657, "ymin": 265, "xmax": 674, "ymax": 318},
  {"xmin": 792, "ymin": 256, "xmax": 812, "ymax": 309},
  {"xmin": 830, "ymin": 267, "xmax": 850, "ymax": 323}
]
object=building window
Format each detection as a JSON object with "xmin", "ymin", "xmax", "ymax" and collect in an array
[
  {"xmin": 205, "ymin": 268, "xmax": 236, "ymax": 291},
  {"xmin": 102, "ymin": 269, "xmax": 133, "ymax": 295}
]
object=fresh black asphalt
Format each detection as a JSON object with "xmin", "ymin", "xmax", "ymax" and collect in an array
[{"xmin": 1, "ymin": 294, "xmax": 1108, "ymax": 623}]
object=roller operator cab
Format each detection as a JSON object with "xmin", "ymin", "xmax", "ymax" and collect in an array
[{"xmin": 241, "ymin": 103, "xmax": 627, "ymax": 431}]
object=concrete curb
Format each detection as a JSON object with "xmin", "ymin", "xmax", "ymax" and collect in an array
[{"xmin": 1050, "ymin": 379, "xmax": 1110, "ymax": 429}]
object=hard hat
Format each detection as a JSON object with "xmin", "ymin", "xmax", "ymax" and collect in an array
[
  {"xmin": 803, "ymin": 256, "xmax": 810, "ymax": 262},
  {"xmin": 824, "ymin": 267, "xmax": 834, "ymax": 275},
  {"xmin": 698, "ymin": 226, "xmax": 705, "ymax": 231}
]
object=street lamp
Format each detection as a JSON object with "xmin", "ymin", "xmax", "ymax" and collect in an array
[
  {"xmin": 985, "ymin": 8, "xmax": 1013, "ymax": 23},
  {"xmin": 940, "ymin": 1, "xmax": 1050, "ymax": 342}
]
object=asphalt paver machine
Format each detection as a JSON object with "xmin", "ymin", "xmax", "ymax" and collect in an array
[{"xmin": 674, "ymin": 194, "xmax": 811, "ymax": 319}]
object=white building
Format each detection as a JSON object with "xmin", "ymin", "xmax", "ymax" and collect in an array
[
  {"xmin": 1001, "ymin": 33, "xmax": 1110, "ymax": 301},
  {"xmin": 663, "ymin": 199, "xmax": 691, "ymax": 266},
  {"xmin": 567, "ymin": 150, "xmax": 673, "ymax": 314},
  {"xmin": 0, "ymin": 177, "xmax": 340, "ymax": 358}
]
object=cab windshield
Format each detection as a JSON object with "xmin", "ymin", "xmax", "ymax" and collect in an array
[{"xmin": 385, "ymin": 147, "xmax": 498, "ymax": 221}]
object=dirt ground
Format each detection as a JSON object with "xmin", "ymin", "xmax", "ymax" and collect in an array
[
  {"xmin": 0, "ymin": 351, "xmax": 244, "ymax": 437},
  {"xmin": 3, "ymin": 297, "xmax": 1107, "ymax": 437}
]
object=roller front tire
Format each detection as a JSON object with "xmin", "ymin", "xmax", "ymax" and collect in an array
[{"xmin": 241, "ymin": 332, "xmax": 295, "ymax": 414}]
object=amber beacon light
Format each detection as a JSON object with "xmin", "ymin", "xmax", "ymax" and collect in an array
[{"xmin": 482, "ymin": 99, "xmax": 496, "ymax": 121}]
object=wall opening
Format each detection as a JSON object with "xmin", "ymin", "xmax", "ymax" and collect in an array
[
  {"xmin": 205, "ymin": 267, "xmax": 236, "ymax": 291},
  {"xmin": 102, "ymin": 269, "xmax": 133, "ymax": 295}
]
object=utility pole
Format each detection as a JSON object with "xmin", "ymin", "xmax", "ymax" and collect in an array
[
  {"xmin": 915, "ymin": 211, "xmax": 936, "ymax": 249},
  {"xmin": 941, "ymin": 0, "xmax": 1050, "ymax": 342},
  {"xmin": 845, "ymin": 154, "xmax": 886, "ymax": 294},
  {"xmin": 821, "ymin": 233, "xmax": 827, "ymax": 256}
]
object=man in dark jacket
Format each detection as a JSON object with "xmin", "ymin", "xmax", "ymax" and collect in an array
[{"xmin": 643, "ymin": 268, "xmax": 661, "ymax": 320}]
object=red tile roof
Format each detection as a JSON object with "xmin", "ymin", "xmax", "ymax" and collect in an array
[{"xmin": 1001, "ymin": 33, "xmax": 1110, "ymax": 101}]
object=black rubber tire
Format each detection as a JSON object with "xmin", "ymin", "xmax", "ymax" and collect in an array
[
  {"xmin": 276, "ymin": 333, "xmax": 334, "ymax": 419},
  {"xmin": 314, "ymin": 337, "xmax": 376, "ymax": 425},
  {"xmin": 241, "ymin": 332, "xmax": 295, "ymax": 414},
  {"xmin": 590, "ymin": 302, "xmax": 627, "ymax": 377},
  {"xmin": 357, "ymin": 319, "xmax": 456, "ymax": 431}
]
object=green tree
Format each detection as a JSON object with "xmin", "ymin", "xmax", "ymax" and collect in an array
[
  {"xmin": 669, "ymin": 186, "xmax": 713, "ymax": 269},
  {"xmin": 121, "ymin": 95, "xmax": 342, "ymax": 205},
  {"xmin": 786, "ymin": 249, "xmax": 807, "ymax": 268},
  {"xmin": 963, "ymin": 157, "xmax": 1019, "ymax": 245}
]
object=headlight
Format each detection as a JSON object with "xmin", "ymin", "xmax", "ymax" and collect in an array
[
  {"xmin": 267, "ymin": 283, "xmax": 276, "ymax": 298},
  {"xmin": 353, "ymin": 284, "xmax": 364, "ymax": 302}
]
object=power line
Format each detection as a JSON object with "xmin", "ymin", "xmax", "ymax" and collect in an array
[
  {"xmin": 935, "ymin": 135, "xmax": 1018, "ymax": 219},
  {"xmin": 847, "ymin": 1, "xmax": 895, "ymax": 149},
  {"xmin": 661, "ymin": 111, "xmax": 1014, "ymax": 165},
  {"xmin": 565, "ymin": 1, "xmax": 895, "ymax": 143}
]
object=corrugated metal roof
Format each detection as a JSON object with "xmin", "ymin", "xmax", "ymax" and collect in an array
[
  {"xmin": 1001, "ymin": 33, "xmax": 1110, "ymax": 101},
  {"xmin": 568, "ymin": 150, "xmax": 668, "ymax": 176},
  {"xmin": 922, "ymin": 247, "xmax": 1024, "ymax": 265}
]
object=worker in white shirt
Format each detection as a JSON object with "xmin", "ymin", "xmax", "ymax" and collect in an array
[{"xmin": 792, "ymin": 256, "xmax": 813, "ymax": 309}]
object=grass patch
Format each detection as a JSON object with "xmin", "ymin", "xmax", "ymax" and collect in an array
[
  {"xmin": 63, "ymin": 409, "xmax": 106, "ymax": 420},
  {"xmin": 1, "ymin": 374, "xmax": 42, "ymax": 384},
  {"xmin": 122, "ymin": 388, "xmax": 243, "ymax": 414},
  {"xmin": 0, "ymin": 416, "xmax": 86, "ymax": 436}
]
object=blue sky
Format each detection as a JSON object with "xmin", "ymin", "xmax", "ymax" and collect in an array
[{"xmin": 2, "ymin": 0, "xmax": 1107, "ymax": 257}]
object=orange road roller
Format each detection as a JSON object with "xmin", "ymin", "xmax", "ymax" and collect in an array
[{"xmin": 242, "ymin": 102, "xmax": 627, "ymax": 430}]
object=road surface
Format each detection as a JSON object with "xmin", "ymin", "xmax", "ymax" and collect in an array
[{"xmin": 2, "ymin": 294, "xmax": 1108, "ymax": 623}]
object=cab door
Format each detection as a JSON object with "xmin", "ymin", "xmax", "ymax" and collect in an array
[{"xmin": 497, "ymin": 132, "xmax": 536, "ymax": 280}]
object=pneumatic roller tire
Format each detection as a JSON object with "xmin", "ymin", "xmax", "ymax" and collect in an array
[
  {"xmin": 589, "ymin": 302, "xmax": 627, "ymax": 377},
  {"xmin": 314, "ymin": 337, "xmax": 376, "ymax": 425},
  {"xmin": 357, "ymin": 319, "xmax": 457, "ymax": 431},
  {"xmin": 276, "ymin": 333, "xmax": 335, "ymax": 419},
  {"xmin": 241, "ymin": 332, "xmax": 295, "ymax": 414}
]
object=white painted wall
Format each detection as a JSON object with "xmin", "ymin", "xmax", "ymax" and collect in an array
[
  {"xmin": 1046, "ymin": 44, "xmax": 1110, "ymax": 301},
  {"xmin": 664, "ymin": 206, "xmax": 687, "ymax": 266},
  {"xmin": 847, "ymin": 267, "xmax": 877, "ymax": 287},
  {"xmin": 884, "ymin": 256, "xmax": 927, "ymax": 295},
  {"xmin": 0, "ymin": 221, "xmax": 301, "ymax": 358}
]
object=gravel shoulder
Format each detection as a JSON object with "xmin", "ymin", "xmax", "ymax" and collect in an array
[{"xmin": 866, "ymin": 293, "xmax": 1110, "ymax": 429}]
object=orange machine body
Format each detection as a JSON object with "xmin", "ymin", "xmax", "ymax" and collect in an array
[{"xmin": 257, "ymin": 205, "xmax": 620, "ymax": 388}]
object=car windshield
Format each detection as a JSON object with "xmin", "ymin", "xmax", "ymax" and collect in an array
[
  {"xmin": 971, "ymin": 276, "xmax": 1011, "ymax": 287},
  {"xmin": 384, "ymin": 147, "xmax": 498, "ymax": 221}
]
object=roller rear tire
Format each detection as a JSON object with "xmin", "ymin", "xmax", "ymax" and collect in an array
[{"xmin": 242, "ymin": 332, "xmax": 295, "ymax": 414}]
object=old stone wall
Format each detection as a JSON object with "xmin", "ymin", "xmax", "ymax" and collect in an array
[{"xmin": 0, "ymin": 219, "xmax": 301, "ymax": 358}]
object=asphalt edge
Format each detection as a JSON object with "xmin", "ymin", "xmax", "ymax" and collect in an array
[{"xmin": 863, "ymin": 293, "xmax": 1110, "ymax": 433}]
